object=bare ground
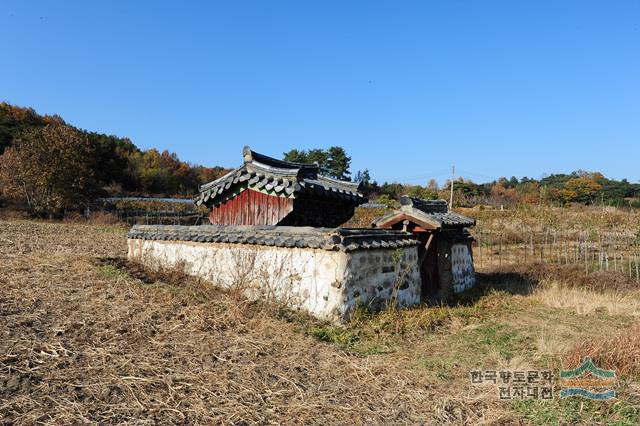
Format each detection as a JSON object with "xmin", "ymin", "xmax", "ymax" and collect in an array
[
  {"xmin": 0, "ymin": 220, "xmax": 479, "ymax": 424},
  {"xmin": 1, "ymin": 219, "xmax": 639, "ymax": 425}
]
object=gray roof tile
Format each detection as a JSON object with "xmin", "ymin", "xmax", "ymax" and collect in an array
[
  {"xmin": 128, "ymin": 225, "xmax": 419, "ymax": 252},
  {"xmin": 195, "ymin": 146, "xmax": 367, "ymax": 207},
  {"xmin": 373, "ymin": 196, "xmax": 476, "ymax": 229}
]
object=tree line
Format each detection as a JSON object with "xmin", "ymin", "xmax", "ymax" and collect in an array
[
  {"xmin": 0, "ymin": 102, "xmax": 228, "ymax": 216},
  {"xmin": 359, "ymin": 171, "xmax": 640, "ymax": 208},
  {"xmin": 2, "ymin": 102, "xmax": 638, "ymax": 217},
  {"xmin": 282, "ymin": 147, "xmax": 640, "ymax": 208}
]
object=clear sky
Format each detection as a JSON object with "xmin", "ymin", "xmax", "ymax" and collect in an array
[{"xmin": 2, "ymin": 1, "xmax": 639, "ymax": 185}]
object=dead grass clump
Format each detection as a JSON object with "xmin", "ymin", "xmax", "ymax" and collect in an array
[
  {"xmin": 533, "ymin": 284, "xmax": 640, "ymax": 316},
  {"xmin": 60, "ymin": 211, "xmax": 125, "ymax": 226},
  {"xmin": 61, "ymin": 210, "xmax": 86, "ymax": 222},
  {"xmin": 565, "ymin": 322, "xmax": 640, "ymax": 378},
  {"xmin": 87, "ymin": 211, "xmax": 124, "ymax": 225},
  {"xmin": 96, "ymin": 257, "xmax": 191, "ymax": 286},
  {"xmin": 351, "ymin": 305, "xmax": 458, "ymax": 335},
  {"xmin": 336, "ymin": 302, "xmax": 486, "ymax": 347},
  {"xmin": 0, "ymin": 208, "xmax": 31, "ymax": 220}
]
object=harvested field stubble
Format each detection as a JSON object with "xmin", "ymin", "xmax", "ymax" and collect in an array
[
  {"xmin": 1, "ymin": 220, "xmax": 492, "ymax": 424},
  {"xmin": 3, "ymin": 219, "xmax": 638, "ymax": 425}
]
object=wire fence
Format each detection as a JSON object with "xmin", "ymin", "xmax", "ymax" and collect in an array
[
  {"xmin": 471, "ymin": 226, "xmax": 640, "ymax": 283},
  {"xmin": 89, "ymin": 197, "xmax": 207, "ymax": 226},
  {"xmin": 109, "ymin": 208, "xmax": 205, "ymax": 226}
]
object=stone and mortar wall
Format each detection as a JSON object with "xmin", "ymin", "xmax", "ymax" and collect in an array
[
  {"xmin": 436, "ymin": 232, "xmax": 476, "ymax": 300},
  {"xmin": 341, "ymin": 248, "xmax": 421, "ymax": 314},
  {"xmin": 451, "ymin": 242, "xmax": 476, "ymax": 293},
  {"xmin": 128, "ymin": 239, "xmax": 420, "ymax": 321}
]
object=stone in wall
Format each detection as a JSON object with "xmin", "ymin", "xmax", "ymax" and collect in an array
[
  {"xmin": 451, "ymin": 243, "xmax": 476, "ymax": 293},
  {"xmin": 435, "ymin": 232, "xmax": 477, "ymax": 300},
  {"xmin": 343, "ymin": 248, "xmax": 421, "ymax": 313},
  {"xmin": 127, "ymin": 238, "xmax": 421, "ymax": 322}
]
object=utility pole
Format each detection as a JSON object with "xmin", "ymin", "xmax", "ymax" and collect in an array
[{"xmin": 449, "ymin": 165, "xmax": 455, "ymax": 207}]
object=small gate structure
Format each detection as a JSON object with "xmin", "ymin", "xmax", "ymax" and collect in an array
[{"xmin": 372, "ymin": 196, "xmax": 477, "ymax": 302}]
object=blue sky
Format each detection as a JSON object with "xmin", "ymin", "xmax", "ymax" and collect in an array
[{"xmin": 2, "ymin": 1, "xmax": 639, "ymax": 184}]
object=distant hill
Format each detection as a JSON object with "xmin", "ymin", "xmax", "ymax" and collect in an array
[
  {"xmin": 363, "ymin": 171, "xmax": 640, "ymax": 208},
  {"xmin": 0, "ymin": 102, "xmax": 229, "ymax": 197},
  {"xmin": 2, "ymin": 102, "xmax": 638, "ymax": 209}
]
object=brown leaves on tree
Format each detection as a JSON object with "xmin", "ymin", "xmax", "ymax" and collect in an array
[{"xmin": 0, "ymin": 124, "xmax": 100, "ymax": 217}]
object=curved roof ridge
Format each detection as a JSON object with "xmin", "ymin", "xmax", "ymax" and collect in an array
[
  {"xmin": 243, "ymin": 145, "xmax": 319, "ymax": 171},
  {"xmin": 198, "ymin": 166, "xmax": 243, "ymax": 191},
  {"xmin": 316, "ymin": 174, "xmax": 361, "ymax": 190},
  {"xmin": 195, "ymin": 146, "xmax": 368, "ymax": 206}
]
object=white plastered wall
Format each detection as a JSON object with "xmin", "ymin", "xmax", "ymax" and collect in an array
[{"xmin": 128, "ymin": 239, "xmax": 421, "ymax": 321}]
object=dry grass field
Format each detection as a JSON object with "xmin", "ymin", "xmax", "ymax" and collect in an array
[{"xmin": 2, "ymin": 217, "xmax": 640, "ymax": 424}]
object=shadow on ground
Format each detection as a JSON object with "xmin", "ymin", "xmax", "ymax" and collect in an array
[
  {"xmin": 451, "ymin": 261, "xmax": 640, "ymax": 306},
  {"xmin": 449, "ymin": 270, "xmax": 538, "ymax": 306}
]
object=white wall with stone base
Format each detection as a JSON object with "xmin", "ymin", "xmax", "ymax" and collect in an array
[
  {"xmin": 128, "ymin": 239, "xmax": 421, "ymax": 321},
  {"xmin": 451, "ymin": 243, "xmax": 476, "ymax": 293}
]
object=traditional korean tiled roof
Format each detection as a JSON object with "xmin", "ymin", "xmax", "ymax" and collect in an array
[
  {"xmin": 128, "ymin": 225, "xmax": 419, "ymax": 252},
  {"xmin": 400, "ymin": 197, "xmax": 448, "ymax": 213},
  {"xmin": 195, "ymin": 146, "xmax": 367, "ymax": 207},
  {"xmin": 372, "ymin": 196, "xmax": 476, "ymax": 229}
]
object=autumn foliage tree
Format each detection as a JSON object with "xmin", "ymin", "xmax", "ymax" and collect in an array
[
  {"xmin": 0, "ymin": 124, "xmax": 100, "ymax": 217},
  {"xmin": 0, "ymin": 102, "xmax": 230, "ymax": 200},
  {"xmin": 564, "ymin": 176, "xmax": 603, "ymax": 204}
]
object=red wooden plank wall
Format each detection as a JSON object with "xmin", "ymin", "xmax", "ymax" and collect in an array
[{"xmin": 209, "ymin": 189, "xmax": 294, "ymax": 225}]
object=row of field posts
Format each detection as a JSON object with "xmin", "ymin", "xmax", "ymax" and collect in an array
[
  {"xmin": 92, "ymin": 198, "xmax": 640, "ymax": 283},
  {"xmin": 471, "ymin": 224, "xmax": 640, "ymax": 282},
  {"xmin": 91, "ymin": 197, "xmax": 207, "ymax": 226}
]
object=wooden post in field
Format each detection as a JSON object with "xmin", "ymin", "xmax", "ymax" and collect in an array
[
  {"xmin": 481, "ymin": 231, "xmax": 484, "ymax": 269},
  {"xmin": 599, "ymin": 251, "xmax": 602, "ymax": 271},
  {"xmin": 478, "ymin": 231, "xmax": 483, "ymax": 269},
  {"xmin": 636, "ymin": 253, "xmax": 639, "ymax": 284},
  {"xmin": 584, "ymin": 240, "xmax": 588, "ymax": 273},
  {"xmin": 530, "ymin": 231, "xmax": 534, "ymax": 258},
  {"xmin": 505, "ymin": 234, "xmax": 509, "ymax": 265},
  {"xmin": 489, "ymin": 234, "xmax": 493, "ymax": 267}
]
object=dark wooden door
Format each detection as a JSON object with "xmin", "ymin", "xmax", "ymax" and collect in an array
[{"xmin": 417, "ymin": 232, "xmax": 439, "ymax": 300}]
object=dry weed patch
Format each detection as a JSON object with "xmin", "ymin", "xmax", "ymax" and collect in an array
[
  {"xmin": 533, "ymin": 283, "xmax": 640, "ymax": 317},
  {"xmin": 2, "ymin": 219, "xmax": 639, "ymax": 424},
  {"xmin": 0, "ymin": 220, "xmax": 459, "ymax": 424},
  {"xmin": 565, "ymin": 322, "xmax": 640, "ymax": 379}
]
